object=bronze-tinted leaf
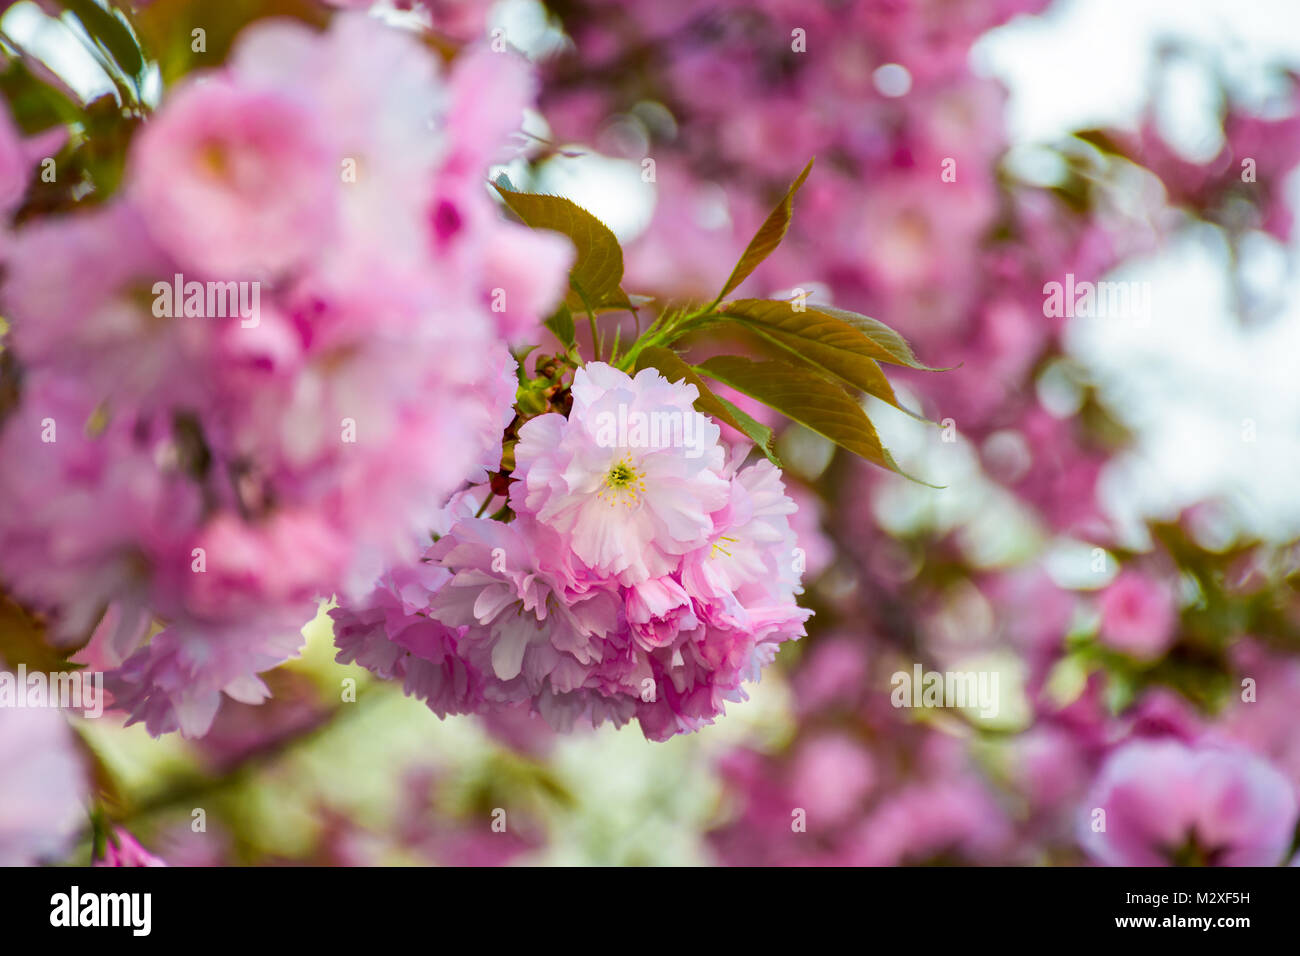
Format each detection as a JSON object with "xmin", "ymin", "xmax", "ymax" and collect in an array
[
  {"xmin": 714, "ymin": 158, "xmax": 813, "ymax": 301},
  {"xmin": 493, "ymin": 184, "xmax": 632, "ymax": 314},
  {"xmin": 717, "ymin": 298, "xmax": 930, "ymax": 418},
  {"xmin": 804, "ymin": 303, "xmax": 944, "ymax": 370},
  {"xmin": 695, "ymin": 355, "xmax": 929, "ymax": 481}
]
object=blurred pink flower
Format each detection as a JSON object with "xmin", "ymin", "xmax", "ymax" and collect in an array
[
  {"xmin": 129, "ymin": 76, "xmax": 338, "ymax": 277},
  {"xmin": 793, "ymin": 637, "xmax": 870, "ymax": 715},
  {"xmin": 1098, "ymin": 569, "xmax": 1178, "ymax": 660},
  {"xmin": 849, "ymin": 777, "xmax": 1013, "ymax": 866},
  {"xmin": 1079, "ymin": 739, "xmax": 1297, "ymax": 866},
  {"xmin": 0, "ymin": 699, "xmax": 87, "ymax": 865},
  {"xmin": 0, "ymin": 14, "xmax": 559, "ymax": 737},
  {"xmin": 789, "ymin": 733, "xmax": 877, "ymax": 827}
]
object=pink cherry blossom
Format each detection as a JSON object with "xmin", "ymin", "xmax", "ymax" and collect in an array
[
  {"xmin": 1079, "ymin": 739, "xmax": 1297, "ymax": 866},
  {"xmin": 0, "ymin": 14, "xmax": 564, "ymax": 737},
  {"xmin": 512, "ymin": 363, "xmax": 729, "ymax": 585},
  {"xmin": 333, "ymin": 364, "xmax": 810, "ymax": 741},
  {"xmin": 1098, "ymin": 569, "xmax": 1178, "ymax": 660},
  {"xmin": 129, "ymin": 75, "xmax": 338, "ymax": 278}
]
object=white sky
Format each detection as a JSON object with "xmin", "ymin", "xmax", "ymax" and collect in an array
[{"xmin": 976, "ymin": 0, "xmax": 1300, "ymax": 544}]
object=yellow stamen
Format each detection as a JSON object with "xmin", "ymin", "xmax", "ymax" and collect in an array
[
  {"xmin": 595, "ymin": 455, "xmax": 647, "ymax": 508},
  {"xmin": 710, "ymin": 535, "xmax": 738, "ymax": 559}
]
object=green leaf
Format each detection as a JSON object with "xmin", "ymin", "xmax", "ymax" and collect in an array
[
  {"xmin": 61, "ymin": 0, "xmax": 147, "ymax": 85},
  {"xmin": 713, "ymin": 395, "xmax": 779, "ymax": 465},
  {"xmin": 716, "ymin": 298, "xmax": 930, "ymax": 420},
  {"xmin": 493, "ymin": 183, "xmax": 633, "ymax": 314},
  {"xmin": 544, "ymin": 305, "xmax": 575, "ymax": 349},
  {"xmin": 805, "ymin": 303, "xmax": 946, "ymax": 370},
  {"xmin": 634, "ymin": 347, "xmax": 777, "ymax": 463},
  {"xmin": 695, "ymin": 355, "xmax": 930, "ymax": 481},
  {"xmin": 0, "ymin": 59, "xmax": 85, "ymax": 131},
  {"xmin": 715, "ymin": 158, "xmax": 813, "ymax": 301}
]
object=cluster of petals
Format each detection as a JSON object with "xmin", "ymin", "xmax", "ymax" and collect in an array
[
  {"xmin": 333, "ymin": 364, "xmax": 811, "ymax": 740},
  {"xmin": 0, "ymin": 13, "xmax": 570, "ymax": 736}
]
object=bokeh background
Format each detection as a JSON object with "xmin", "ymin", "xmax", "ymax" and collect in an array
[{"xmin": 5, "ymin": 0, "xmax": 1300, "ymax": 865}]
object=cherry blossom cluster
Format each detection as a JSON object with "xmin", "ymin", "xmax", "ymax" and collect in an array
[
  {"xmin": 0, "ymin": 13, "xmax": 571, "ymax": 736},
  {"xmin": 332, "ymin": 363, "xmax": 811, "ymax": 741}
]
